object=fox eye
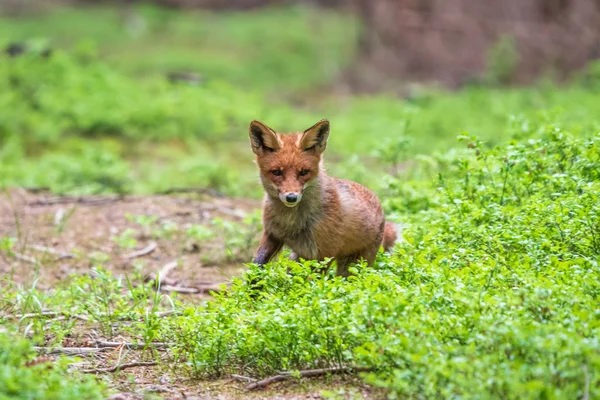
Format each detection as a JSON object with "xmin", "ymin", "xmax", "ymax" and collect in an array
[
  {"xmin": 271, "ymin": 169, "xmax": 283, "ymax": 176},
  {"xmin": 299, "ymin": 169, "xmax": 310, "ymax": 176}
]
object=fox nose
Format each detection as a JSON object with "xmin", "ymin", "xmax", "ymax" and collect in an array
[{"xmin": 285, "ymin": 193, "xmax": 298, "ymax": 203}]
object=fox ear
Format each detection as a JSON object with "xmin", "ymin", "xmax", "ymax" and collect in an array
[
  {"xmin": 249, "ymin": 120, "xmax": 281, "ymax": 155},
  {"xmin": 300, "ymin": 119, "xmax": 330, "ymax": 153}
]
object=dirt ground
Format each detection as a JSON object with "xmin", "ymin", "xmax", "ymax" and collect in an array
[
  {"xmin": 0, "ymin": 188, "xmax": 383, "ymax": 400},
  {"xmin": 0, "ymin": 188, "xmax": 261, "ymax": 294}
]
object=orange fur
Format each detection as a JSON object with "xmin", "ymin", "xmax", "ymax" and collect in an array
[{"xmin": 249, "ymin": 119, "xmax": 398, "ymax": 276}]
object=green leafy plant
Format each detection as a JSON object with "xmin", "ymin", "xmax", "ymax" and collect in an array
[
  {"xmin": 111, "ymin": 228, "xmax": 138, "ymax": 250},
  {"xmin": 211, "ymin": 211, "xmax": 262, "ymax": 263},
  {"xmin": 485, "ymin": 34, "xmax": 519, "ymax": 85},
  {"xmin": 0, "ymin": 332, "xmax": 107, "ymax": 399},
  {"xmin": 161, "ymin": 126, "xmax": 599, "ymax": 399}
]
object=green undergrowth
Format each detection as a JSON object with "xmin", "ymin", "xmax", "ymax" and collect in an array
[
  {"xmin": 3, "ymin": 39, "xmax": 600, "ymax": 196},
  {"xmin": 0, "ymin": 120, "xmax": 598, "ymax": 398},
  {"xmin": 159, "ymin": 124, "xmax": 600, "ymax": 399},
  {"xmin": 0, "ymin": 4, "xmax": 358, "ymax": 94},
  {"xmin": 0, "ymin": 333, "xmax": 107, "ymax": 399},
  {"xmin": 0, "ymin": 267, "xmax": 177, "ymax": 398},
  {"xmin": 0, "ymin": 266, "xmax": 180, "ymax": 345}
]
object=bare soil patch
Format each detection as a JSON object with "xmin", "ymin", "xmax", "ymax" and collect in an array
[{"xmin": 0, "ymin": 188, "xmax": 261, "ymax": 296}]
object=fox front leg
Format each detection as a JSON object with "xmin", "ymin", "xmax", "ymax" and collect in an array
[{"xmin": 253, "ymin": 232, "xmax": 283, "ymax": 266}]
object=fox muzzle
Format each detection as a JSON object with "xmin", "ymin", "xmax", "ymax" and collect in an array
[{"xmin": 279, "ymin": 192, "xmax": 302, "ymax": 207}]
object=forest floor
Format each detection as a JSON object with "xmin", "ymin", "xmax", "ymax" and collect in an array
[{"xmin": 0, "ymin": 188, "xmax": 382, "ymax": 399}]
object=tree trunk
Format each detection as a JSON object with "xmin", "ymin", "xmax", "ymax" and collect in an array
[{"xmin": 350, "ymin": 0, "xmax": 600, "ymax": 90}]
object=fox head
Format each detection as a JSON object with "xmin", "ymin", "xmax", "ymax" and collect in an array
[{"xmin": 249, "ymin": 119, "xmax": 330, "ymax": 208}]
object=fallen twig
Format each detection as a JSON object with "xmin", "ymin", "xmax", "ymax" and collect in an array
[
  {"xmin": 106, "ymin": 392, "xmax": 143, "ymax": 400},
  {"xmin": 160, "ymin": 283, "xmax": 226, "ymax": 294},
  {"xmin": 13, "ymin": 252, "xmax": 38, "ymax": 264},
  {"xmin": 29, "ymin": 195, "xmax": 124, "ymax": 207},
  {"xmin": 34, "ymin": 347, "xmax": 113, "ymax": 356},
  {"xmin": 2, "ymin": 311, "xmax": 88, "ymax": 322},
  {"xmin": 4, "ymin": 311, "xmax": 61, "ymax": 319},
  {"xmin": 160, "ymin": 285, "xmax": 200, "ymax": 294},
  {"xmin": 160, "ymin": 187, "xmax": 224, "ymax": 198},
  {"xmin": 23, "ymin": 187, "xmax": 50, "ymax": 194},
  {"xmin": 231, "ymin": 374, "xmax": 258, "ymax": 383},
  {"xmin": 3, "ymin": 310, "xmax": 175, "ymax": 322},
  {"xmin": 95, "ymin": 341, "xmax": 170, "ymax": 350},
  {"xmin": 67, "ymin": 362, "xmax": 93, "ymax": 369},
  {"xmin": 80, "ymin": 361, "xmax": 158, "ymax": 374},
  {"xmin": 142, "ymin": 384, "xmax": 178, "ymax": 394},
  {"xmin": 246, "ymin": 366, "xmax": 372, "ymax": 391},
  {"xmin": 203, "ymin": 205, "xmax": 247, "ymax": 219},
  {"xmin": 122, "ymin": 242, "xmax": 157, "ymax": 260},
  {"xmin": 54, "ymin": 208, "xmax": 65, "ymax": 226},
  {"xmin": 156, "ymin": 260, "xmax": 178, "ymax": 285},
  {"xmin": 28, "ymin": 245, "xmax": 74, "ymax": 260},
  {"xmin": 156, "ymin": 310, "xmax": 180, "ymax": 318}
]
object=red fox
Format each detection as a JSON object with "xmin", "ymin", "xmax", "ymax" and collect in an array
[{"xmin": 249, "ymin": 119, "xmax": 398, "ymax": 276}]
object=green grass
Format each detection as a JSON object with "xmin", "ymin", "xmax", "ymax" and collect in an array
[
  {"xmin": 3, "ymin": 46, "xmax": 600, "ymax": 198},
  {"xmin": 0, "ymin": 332, "xmax": 107, "ymax": 399},
  {"xmin": 1, "ymin": 4, "xmax": 600, "ymax": 397},
  {"xmin": 0, "ymin": 4, "xmax": 358, "ymax": 93},
  {"xmin": 162, "ymin": 125, "xmax": 600, "ymax": 399},
  {"xmin": 3, "ymin": 4, "xmax": 600, "ymax": 198},
  {"xmin": 3, "ymin": 120, "xmax": 597, "ymax": 399}
]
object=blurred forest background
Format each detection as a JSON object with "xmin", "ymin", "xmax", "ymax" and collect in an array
[{"xmin": 2, "ymin": 0, "xmax": 600, "ymax": 197}]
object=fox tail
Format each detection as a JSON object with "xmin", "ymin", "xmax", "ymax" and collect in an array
[{"xmin": 382, "ymin": 221, "xmax": 402, "ymax": 252}]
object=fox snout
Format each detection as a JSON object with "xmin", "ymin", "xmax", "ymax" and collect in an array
[{"xmin": 279, "ymin": 191, "xmax": 302, "ymax": 207}]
